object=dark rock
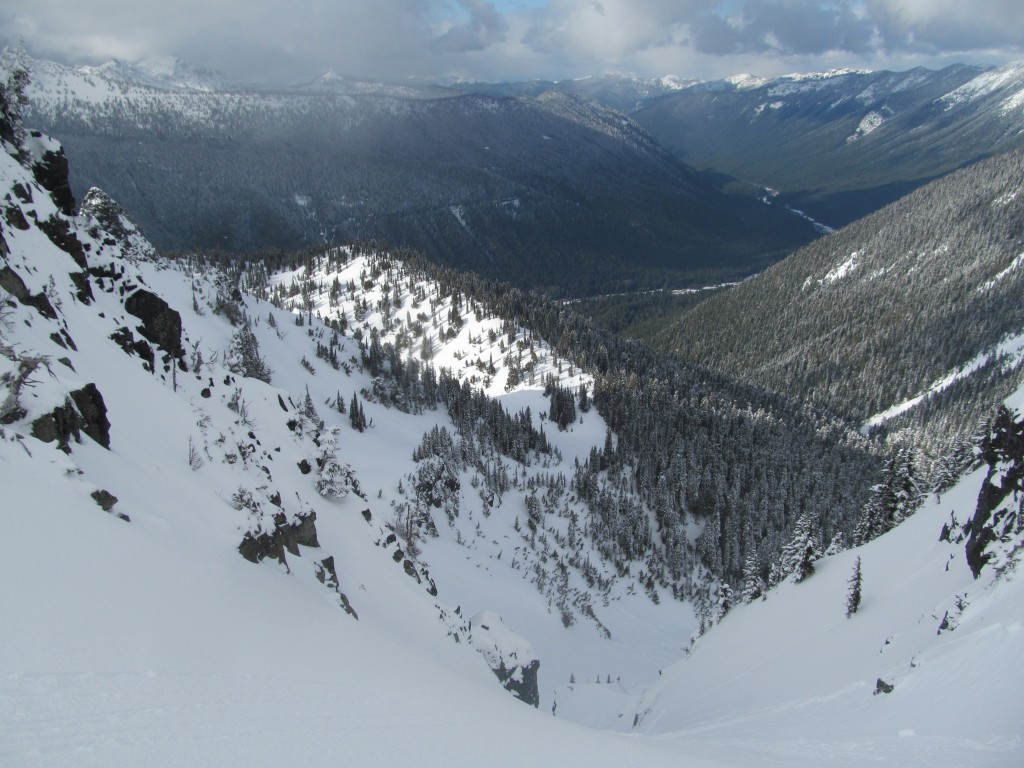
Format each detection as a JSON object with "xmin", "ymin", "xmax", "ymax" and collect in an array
[
  {"xmin": 30, "ymin": 384, "xmax": 109, "ymax": 452},
  {"xmin": 964, "ymin": 406, "xmax": 1024, "ymax": 578},
  {"xmin": 110, "ymin": 327, "xmax": 155, "ymax": 372},
  {"xmin": 297, "ymin": 458, "xmax": 312, "ymax": 474},
  {"xmin": 12, "ymin": 183, "xmax": 31, "ymax": 204},
  {"xmin": 278, "ymin": 394, "xmax": 289, "ymax": 412},
  {"xmin": 0, "ymin": 265, "xmax": 57, "ymax": 319},
  {"xmin": 70, "ymin": 383, "xmax": 110, "ymax": 449},
  {"xmin": 90, "ymin": 489, "xmax": 118, "ymax": 511},
  {"xmin": 31, "ymin": 401, "xmax": 81, "ymax": 452},
  {"xmin": 29, "ymin": 134, "xmax": 75, "ymax": 216},
  {"xmin": 403, "ymin": 559, "xmax": 421, "ymax": 582},
  {"xmin": 470, "ymin": 611, "xmax": 541, "ymax": 708},
  {"xmin": 57, "ymin": 357, "xmax": 74, "ymax": 371},
  {"xmin": 58, "ymin": 329, "xmax": 77, "ymax": 351},
  {"xmin": 37, "ymin": 215, "xmax": 88, "ymax": 269},
  {"xmin": 314, "ymin": 556, "xmax": 359, "ymax": 619},
  {"xmin": 874, "ymin": 678, "xmax": 894, "ymax": 695},
  {"xmin": 238, "ymin": 510, "xmax": 320, "ymax": 570},
  {"xmin": 3, "ymin": 205, "xmax": 29, "ymax": 231},
  {"xmin": 31, "ymin": 390, "xmax": 107, "ymax": 453},
  {"xmin": 28, "ymin": 385, "xmax": 107, "ymax": 451},
  {"xmin": 124, "ymin": 289, "xmax": 183, "ymax": 358},
  {"xmin": 68, "ymin": 271, "xmax": 94, "ymax": 304},
  {"xmin": 361, "ymin": 508, "xmax": 372, "ymax": 523},
  {"xmin": 49, "ymin": 332, "xmax": 66, "ymax": 349},
  {"xmin": 200, "ymin": 387, "xmax": 211, "ymax": 398}
]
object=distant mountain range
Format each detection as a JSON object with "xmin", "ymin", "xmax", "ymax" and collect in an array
[
  {"xmin": 19, "ymin": 55, "xmax": 814, "ymax": 297},
  {"xmin": 628, "ymin": 63, "xmax": 1024, "ymax": 228},
  {"xmin": 18, "ymin": 53, "xmax": 1024, "ymax": 298}
]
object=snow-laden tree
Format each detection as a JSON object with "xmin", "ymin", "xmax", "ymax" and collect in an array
[
  {"xmin": 781, "ymin": 512, "xmax": 821, "ymax": 583},
  {"xmin": 316, "ymin": 428, "xmax": 359, "ymax": 499},
  {"xmin": 854, "ymin": 447, "xmax": 923, "ymax": 545},
  {"xmin": 226, "ymin": 321, "xmax": 272, "ymax": 383},
  {"xmin": 741, "ymin": 553, "xmax": 765, "ymax": 602},
  {"xmin": 846, "ymin": 556, "xmax": 863, "ymax": 617}
]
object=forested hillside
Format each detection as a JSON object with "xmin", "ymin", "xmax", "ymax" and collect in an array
[
  {"xmin": 244, "ymin": 242, "xmax": 880, "ymax": 608},
  {"xmin": 660, "ymin": 147, "xmax": 1024, "ymax": 464}
]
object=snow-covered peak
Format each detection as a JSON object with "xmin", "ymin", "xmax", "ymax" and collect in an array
[
  {"xmin": 939, "ymin": 60, "xmax": 1024, "ymax": 110},
  {"xmin": 725, "ymin": 72, "xmax": 768, "ymax": 90},
  {"xmin": 77, "ymin": 56, "xmax": 228, "ymax": 92}
]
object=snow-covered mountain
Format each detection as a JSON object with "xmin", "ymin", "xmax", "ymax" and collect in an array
[
  {"xmin": 632, "ymin": 62, "xmax": 1024, "ymax": 229},
  {"xmin": 15, "ymin": 53, "xmax": 814, "ymax": 296},
  {"xmin": 2, "ymin": 72, "xmax": 1022, "ymax": 768}
]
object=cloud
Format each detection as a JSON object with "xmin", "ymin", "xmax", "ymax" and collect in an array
[
  {"xmin": 432, "ymin": 0, "xmax": 509, "ymax": 54},
  {"xmin": 1, "ymin": 0, "xmax": 1022, "ymax": 84},
  {"xmin": 866, "ymin": 0, "xmax": 1024, "ymax": 54}
]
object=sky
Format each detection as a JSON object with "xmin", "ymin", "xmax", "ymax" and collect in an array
[{"xmin": 3, "ymin": 0, "xmax": 1023, "ymax": 86}]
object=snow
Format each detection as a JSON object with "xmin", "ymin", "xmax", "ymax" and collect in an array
[
  {"xmin": 940, "ymin": 61, "xmax": 1024, "ymax": 109},
  {"xmin": 861, "ymin": 330, "xmax": 1024, "ymax": 432},
  {"xmin": 633, "ymin": 457, "xmax": 1024, "ymax": 767},
  {"xmin": 2, "ymin": 122, "xmax": 1022, "ymax": 768},
  {"xmin": 978, "ymin": 251, "xmax": 1024, "ymax": 292},
  {"xmin": 726, "ymin": 73, "xmax": 768, "ymax": 90},
  {"xmin": 847, "ymin": 110, "xmax": 886, "ymax": 142},
  {"xmin": 821, "ymin": 251, "xmax": 861, "ymax": 284}
]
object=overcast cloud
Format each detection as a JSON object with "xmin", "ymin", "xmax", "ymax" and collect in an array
[{"xmin": 2, "ymin": 0, "xmax": 1022, "ymax": 84}]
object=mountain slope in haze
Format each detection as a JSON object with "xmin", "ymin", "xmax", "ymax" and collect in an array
[
  {"xmin": 18, "ymin": 54, "xmax": 816, "ymax": 296},
  {"xmin": 659, "ymin": 146, "xmax": 1024, "ymax": 462},
  {"xmin": 450, "ymin": 73, "xmax": 697, "ymax": 113},
  {"xmin": 632, "ymin": 63, "xmax": 1024, "ymax": 229}
]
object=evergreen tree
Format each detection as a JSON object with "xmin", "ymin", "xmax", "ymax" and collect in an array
[
  {"xmin": 845, "ymin": 556, "xmax": 863, "ymax": 617},
  {"xmin": 226, "ymin": 320, "xmax": 272, "ymax": 383},
  {"xmin": 715, "ymin": 582, "xmax": 734, "ymax": 620},
  {"xmin": 854, "ymin": 447, "xmax": 923, "ymax": 545},
  {"xmin": 349, "ymin": 392, "xmax": 366, "ymax": 432},
  {"xmin": 782, "ymin": 512, "xmax": 820, "ymax": 583},
  {"xmin": 301, "ymin": 385, "xmax": 320, "ymax": 426},
  {"xmin": 316, "ymin": 428, "xmax": 358, "ymax": 498},
  {"xmin": 741, "ymin": 553, "xmax": 764, "ymax": 602}
]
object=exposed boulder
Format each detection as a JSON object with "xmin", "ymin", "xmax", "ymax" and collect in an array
[
  {"xmin": 36, "ymin": 215, "xmax": 87, "ymax": 269},
  {"xmin": 68, "ymin": 271, "xmax": 94, "ymax": 304},
  {"xmin": 314, "ymin": 556, "xmax": 358, "ymax": 619},
  {"xmin": 0, "ymin": 265, "xmax": 57, "ymax": 319},
  {"xmin": 964, "ymin": 406, "xmax": 1024, "ymax": 578},
  {"xmin": 25, "ymin": 131, "xmax": 75, "ymax": 216},
  {"xmin": 470, "ymin": 611, "xmax": 541, "ymax": 707},
  {"xmin": 71, "ymin": 384, "xmax": 111, "ymax": 448},
  {"xmin": 124, "ymin": 288, "xmax": 183, "ymax": 359},
  {"xmin": 238, "ymin": 510, "xmax": 319, "ymax": 569},
  {"xmin": 30, "ymin": 383, "xmax": 110, "ymax": 452}
]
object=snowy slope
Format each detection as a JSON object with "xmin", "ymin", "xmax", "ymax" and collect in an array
[
  {"xmin": 0, "ymin": 118, "xmax": 703, "ymax": 764},
  {"xmin": 3, "ymin": 108, "xmax": 1022, "ymax": 766},
  {"xmin": 633, "ymin": 426, "xmax": 1024, "ymax": 767}
]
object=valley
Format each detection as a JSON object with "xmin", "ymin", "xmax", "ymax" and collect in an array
[{"xmin": 1, "ymin": 47, "xmax": 1023, "ymax": 768}]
